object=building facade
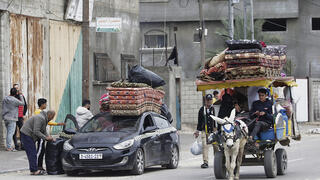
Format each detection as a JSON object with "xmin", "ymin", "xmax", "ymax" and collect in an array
[
  {"xmin": 140, "ymin": 0, "xmax": 320, "ymax": 79},
  {"xmin": 0, "ymin": 0, "xmax": 140, "ymax": 148},
  {"xmin": 139, "ymin": 0, "xmax": 320, "ymax": 128}
]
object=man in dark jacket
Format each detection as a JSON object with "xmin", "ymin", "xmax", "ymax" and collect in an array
[
  {"xmin": 249, "ymin": 88, "xmax": 273, "ymax": 140},
  {"xmin": 13, "ymin": 83, "xmax": 28, "ymax": 150},
  {"xmin": 194, "ymin": 94, "xmax": 218, "ymax": 168},
  {"xmin": 20, "ymin": 110, "xmax": 55, "ymax": 175}
]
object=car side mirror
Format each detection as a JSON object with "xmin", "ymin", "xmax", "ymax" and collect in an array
[
  {"xmin": 64, "ymin": 128, "xmax": 77, "ymax": 135},
  {"xmin": 143, "ymin": 126, "xmax": 158, "ymax": 133}
]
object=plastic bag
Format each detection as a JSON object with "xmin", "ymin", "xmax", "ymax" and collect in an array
[
  {"xmin": 128, "ymin": 65, "xmax": 166, "ymax": 88},
  {"xmin": 45, "ymin": 138, "xmax": 65, "ymax": 175},
  {"xmin": 160, "ymin": 103, "xmax": 173, "ymax": 124},
  {"xmin": 190, "ymin": 139, "xmax": 202, "ymax": 155}
]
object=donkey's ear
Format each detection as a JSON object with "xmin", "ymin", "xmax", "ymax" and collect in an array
[
  {"xmin": 210, "ymin": 115, "xmax": 226, "ymax": 124},
  {"xmin": 229, "ymin": 108, "xmax": 236, "ymax": 121}
]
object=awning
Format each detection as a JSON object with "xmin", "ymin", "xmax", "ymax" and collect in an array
[{"xmin": 196, "ymin": 77, "xmax": 297, "ymax": 91}]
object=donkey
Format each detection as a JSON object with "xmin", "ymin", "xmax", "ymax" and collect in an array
[{"xmin": 211, "ymin": 109, "xmax": 248, "ymax": 180}]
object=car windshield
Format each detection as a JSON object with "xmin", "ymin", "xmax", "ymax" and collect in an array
[{"xmin": 80, "ymin": 113, "xmax": 140, "ymax": 133}]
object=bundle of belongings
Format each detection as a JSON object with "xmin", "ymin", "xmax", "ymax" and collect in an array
[
  {"xmin": 199, "ymin": 40, "xmax": 287, "ymax": 81},
  {"xmin": 107, "ymin": 65, "xmax": 166, "ymax": 116}
]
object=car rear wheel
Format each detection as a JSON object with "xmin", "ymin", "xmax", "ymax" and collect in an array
[
  {"xmin": 131, "ymin": 148, "xmax": 144, "ymax": 175},
  {"xmin": 166, "ymin": 145, "xmax": 179, "ymax": 169}
]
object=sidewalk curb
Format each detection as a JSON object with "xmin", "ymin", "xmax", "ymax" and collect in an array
[{"xmin": 0, "ymin": 168, "xmax": 28, "ymax": 174}]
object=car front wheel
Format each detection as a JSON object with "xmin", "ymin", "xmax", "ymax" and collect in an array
[
  {"xmin": 131, "ymin": 148, "xmax": 145, "ymax": 175},
  {"xmin": 166, "ymin": 145, "xmax": 179, "ymax": 169}
]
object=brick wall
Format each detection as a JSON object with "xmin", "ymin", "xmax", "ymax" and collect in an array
[{"xmin": 181, "ymin": 80, "xmax": 203, "ymax": 130}]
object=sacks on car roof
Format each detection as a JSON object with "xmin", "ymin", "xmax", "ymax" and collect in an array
[
  {"xmin": 160, "ymin": 103, "xmax": 173, "ymax": 124},
  {"xmin": 128, "ymin": 65, "xmax": 166, "ymax": 88}
]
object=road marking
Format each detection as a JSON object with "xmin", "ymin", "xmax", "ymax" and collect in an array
[
  {"xmin": 288, "ymin": 158, "xmax": 303, "ymax": 163},
  {"xmin": 205, "ymin": 176, "xmax": 214, "ymax": 179},
  {"xmin": 181, "ymin": 156, "xmax": 202, "ymax": 162}
]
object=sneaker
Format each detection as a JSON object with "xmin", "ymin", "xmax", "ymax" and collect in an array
[{"xmin": 201, "ymin": 163, "xmax": 208, "ymax": 168}]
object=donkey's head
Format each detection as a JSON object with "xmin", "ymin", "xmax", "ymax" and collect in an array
[{"xmin": 211, "ymin": 109, "xmax": 239, "ymax": 148}]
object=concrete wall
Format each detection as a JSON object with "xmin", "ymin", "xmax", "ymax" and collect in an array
[
  {"xmin": 181, "ymin": 79, "xmax": 202, "ymax": 131},
  {"xmin": 140, "ymin": 21, "xmax": 225, "ymax": 79},
  {"xmin": 0, "ymin": 0, "xmax": 65, "ymax": 21},
  {"xmin": 140, "ymin": 0, "xmax": 320, "ymax": 79},
  {"xmin": 90, "ymin": 0, "xmax": 140, "ymax": 113},
  {"xmin": 140, "ymin": 0, "xmax": 299, "ymax": 22}
]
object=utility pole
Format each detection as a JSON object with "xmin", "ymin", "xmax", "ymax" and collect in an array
[
  {"xmin": 198, "ymin": 0, "xmax": 206, "ymax": 65},
  {"xmin": 228, "ymin": 0, "xmax": 234, "ymax": 39},
  {"xmin": 82, "ymin": 0, "xmax": 90, "ymax": 100},
  {"xmin": 250, "ymin": 0, "xmax": 254, "ymax": 40},
  {"xmin": 243, "ymin": 0, "xmax": 247, "ymax": 39}
]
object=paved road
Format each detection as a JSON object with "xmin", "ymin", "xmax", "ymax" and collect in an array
[{"xmin": 0, "ymin": 133, "xmax": 320, "ymax": 180}]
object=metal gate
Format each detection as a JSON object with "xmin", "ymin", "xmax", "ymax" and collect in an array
[{"xmin": 10, "ymin": 14, "xmax": 44, "ymax": 117}]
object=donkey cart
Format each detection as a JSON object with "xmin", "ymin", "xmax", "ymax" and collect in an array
[{"xmin": 195, "ymin": 77, "xmax": 301, "ymax": 179}]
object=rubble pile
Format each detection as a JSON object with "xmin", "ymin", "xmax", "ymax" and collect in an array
[{"xmin": 199, "ymin": 40, "xmax": 287, "ymax": 81}]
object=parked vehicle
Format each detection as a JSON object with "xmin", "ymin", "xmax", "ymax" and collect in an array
[
  {"xmin": 61, "ymin": 112, "xmax": 179, "ymax": 176},
  {"xmin": 196, "ymin": 76, "xmax": 301, "ymax": 178}
]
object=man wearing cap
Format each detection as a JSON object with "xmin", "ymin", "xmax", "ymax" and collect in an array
[{"xmin": 194, "ymin": 94, "xmax": 218, "ymax": 168}]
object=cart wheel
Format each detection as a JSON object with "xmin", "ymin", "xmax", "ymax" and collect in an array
[
  {"xmin": 275, "ymin": 148, "xmax": 287, "ymax": 175},
  {"xmin": 214, "ymin": 151, "xmax": 227, "ymax": 179},
  {"xmin": 264, "ymin": 150, "xmax": 277, "ymax": 178}
]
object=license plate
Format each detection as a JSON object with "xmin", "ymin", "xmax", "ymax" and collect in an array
[{"xmin": 79, "ymin": 154, "xmax": 103, "ymax": 160}]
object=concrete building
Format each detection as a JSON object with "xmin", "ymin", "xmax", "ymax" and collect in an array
[
  {"xmin": 140, "ymin": 0, "xmax": 320, "ymax": 127},
  {"xmin": 0, "ymin": 0, "xmax": 140, "ymax": 148}
]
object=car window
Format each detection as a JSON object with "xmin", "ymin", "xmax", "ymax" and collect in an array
[
  {"xmin": 143, "ymin": 115, "xmax": 154, "ymax": 130},
  {"xmin": 154, "ymin": 116, "xmax": 169, "ymax": 129},
  {"xmin": 63, "ymin": 114, "xmax": 79, "ymax": 131},
  {"xmin": 80, "ymin": 113, "xmax": 140, "ymax": 133}
]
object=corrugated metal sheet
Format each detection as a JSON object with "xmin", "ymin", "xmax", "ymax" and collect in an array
[
  {"xmin": 49, "ymin": 20, "xmax": 81, "ymax": 129},
  {"xmin": 10, "ymin": 15, "xmax": 28, "ymax": 101},
  {"xmin": 27, "ymin": 18, "xmax": 43, "ymax": 115},
  {"xmin": 10, "ymin": 14, "xmax": 43, "ymax": 117}
]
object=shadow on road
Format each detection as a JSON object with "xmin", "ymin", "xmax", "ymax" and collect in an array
[{"xmin": 67, "ymin": 166, "xmax": 166, "ymax": 177}]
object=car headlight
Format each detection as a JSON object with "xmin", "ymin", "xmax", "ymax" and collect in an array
[
  {"xmin": 113, "ymin": 139, "xmax": 134, "ymax": 150},
  {"xmin": 63, "ymin": 140, "xmax": 74, "ymax": 151}
]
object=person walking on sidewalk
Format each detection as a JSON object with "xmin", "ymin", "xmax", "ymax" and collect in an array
[
  {"xmin": 13, "ymin": 83, "xmax": 28, "ymax": 151},
  {"xmin": 20, "ymin": 110, "xmax": 56, "ymax": 175},
  {"xmin": 2, "ymin": 88, "xmax": 25, "ymax": 151},
  {"xmin": 194, "ymin": 94, "xmax": 219, "ymax": 168}
]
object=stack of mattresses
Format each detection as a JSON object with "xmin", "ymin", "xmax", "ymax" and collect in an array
[
  {"xmin": 224, "ymin": 40, "xmax": 286, "ymax": 79},
  {"xmin": 107, "ymin": 82, "xmax": 165, "ymax": 116}
]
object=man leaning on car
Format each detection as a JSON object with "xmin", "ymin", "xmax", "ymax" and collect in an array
[{"xmin": 20, "ymin": 110, "xmax": 56, "ymax": 175}]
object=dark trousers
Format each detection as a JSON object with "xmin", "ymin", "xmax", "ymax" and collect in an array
[
  {"xmin": 13, "ymin": 117, "xmax": 24, "ymax": 149},
  {"xmin": 20, "ymin": 133, "xmax": 38, "ymax": 172},
  {"xmin": 37, "ymin": 139, "xmax": 46, "ymax": 169},
  {"xmin": 249, "ymin": 121, "xmax": 270, "ymax": 138}
]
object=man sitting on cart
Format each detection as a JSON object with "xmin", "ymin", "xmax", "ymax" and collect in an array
[
  {"xmin": 248, "ymin": 88, "xmax": 273, "ymax": 141},
  {"xmin": 194, "ymin": 94, "xmax": 219, "ymax": 169}
]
